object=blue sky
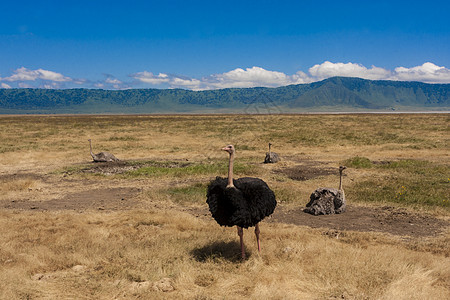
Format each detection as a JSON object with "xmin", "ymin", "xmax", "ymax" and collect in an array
[{"xmin": 1, "ymin": 0, "xmax": 449, "ymax": 90}]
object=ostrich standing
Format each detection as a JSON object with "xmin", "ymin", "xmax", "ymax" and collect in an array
[
  {"xmin": 88, "ymin": 139, "xmax": 119, "ymax": 162},
  {"xmin": 264, "ymin": 142, "xmax": 280, "ymax": 163},
  {"xmin": 304, "ymin": 166, "xmax": 347, "ymax": 215},
  {"xmin": 207, "ymin": 145, "xmax": 277, "ymax": 259}
]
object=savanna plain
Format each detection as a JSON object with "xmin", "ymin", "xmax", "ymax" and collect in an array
[{"xmin": 0, "ymin": 114, "xmax": 449, "ymax": 299}]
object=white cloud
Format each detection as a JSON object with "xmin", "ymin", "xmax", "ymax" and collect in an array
[
  {"xmin": 211, "ymin": 67, "xmax": 291, "ymax": 88},
  {"xmin": 291, "ymin": 71, "xmax": 313, "ymax": 84},
  {"xmin": 131, "ymin": 63, "xmax": 450, "ymax": 90},
  {"xmin": 205, "ymin": 67, "xmax": 310, "ymax": 89},
  {"xmin": 131, "ymin": 71, "xmax": 170, "ymax": 85},
  {"xmin": 18, "ymin": 82, "xmax": 34, "ymax": 88},
  {"xmin": 104, "ymin": 77, "xmax": 127, "ymax": 89},
  {"xmin": 2, "ymin": 62, "xmax": 450, "ymax": 90},
  {"xmin": 170, "ymin": 77, "xmax": 203, "ymax": 90},
  {"xmin": 2, "ymin": 67, "xmax": 71, "ymax": 82},
  {"xmin": 309, "ymin": 61, "xmax": 391, "ymax": 81},
  {"xmin": 73, "ymin": 79, "xmax": 87, "ymax": 85},
  {"xmin": 307, "ymin": 61, "xmax": 450, "ymax": 84},
  {"xmin": 392, "ymin": 62, "xmax": 450, "ymax": 83},
  {"xmin": 37, "ymin": 69, "xmax": 71, "ymax": 82},
  {"xmin": 105, "ymin": 78, "xmax": 122, "ymax": 85},
  {"xmin": 137, "ymin": 67, "xmax": 313, "ymax": 90}
]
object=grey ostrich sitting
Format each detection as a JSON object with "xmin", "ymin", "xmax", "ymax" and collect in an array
[
  {"xmin": 304, "ymin": 166, "xmax": 347, "ymax": 215},
  {"xmin": 264, "ymin": 142, "xmax": 280, "ymax": 163},
  {"xmin": 88, "ymin": 139, "xmax": 119, "ymax": 162},
  {"xmin": 207, "ymin": 145, "xmax": 277, "ymax": 259}
]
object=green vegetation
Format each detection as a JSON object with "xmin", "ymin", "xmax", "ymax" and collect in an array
[
  {"xmin": 1, "ymin": 77, "xmax": 449, "ymax": 114},
  {"xmin": 166, "ymin": 183, "xmax": 207, "ymax": 205},
  {"xmin": 347, "ymin": 159, "xmax": 450, "ymax": 208},
  {"xmin": 272, "ymin": 186, "xmax": 302, "ymax": 204},
  {"xmin": 344, "ymin": 156, "xmax": 373, "ymax": 168}
]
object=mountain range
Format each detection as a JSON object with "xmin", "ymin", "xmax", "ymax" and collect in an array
[{"xmin": 0, "ymin": 77, "xmax": 448, "ymax": 114}]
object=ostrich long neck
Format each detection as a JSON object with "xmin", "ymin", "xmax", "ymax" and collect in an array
[
  {"xmin": 89, "ymin": 140, "xmax": 95, "ymax": 158},
  {"xmin": 268, "ymin": 144, "xmax": 272, "ymax": 156},
  {"xmin": 339, "ymin": 170, "xmax": 343, "ymax": 191},
  {"xmin": 227, "ymin": 151, "xmax": 235, "ymax": 188}
]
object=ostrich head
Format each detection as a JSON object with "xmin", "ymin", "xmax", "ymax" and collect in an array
[
  {"xmin": 222, "ymin": 144, "xmax": 235, "ymax": 155},
  {"xmin": 222, "ymin": 145, "xmax": 236, "ymax": 188},
  {"xmin": 339, "ymin": 166, "xmax": 347, "ymax": 172}
]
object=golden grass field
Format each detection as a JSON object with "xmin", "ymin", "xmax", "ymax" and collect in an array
[{"xmin": 0, "ymin": 114, "xmax": 449, "ymax": 299}]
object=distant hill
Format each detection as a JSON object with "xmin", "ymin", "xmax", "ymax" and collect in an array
[{"xmin": 0, "ymin": 77, "xmax": 448, "ymax": 114}]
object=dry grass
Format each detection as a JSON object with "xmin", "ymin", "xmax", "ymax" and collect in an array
[
  {"xmin": 0, "ymin": 114, "xmax": 449, "ymax": 299},
  {"xmin": 0, "ymin": 178, "xmax": 35, "ymax": 193},
  {"xmin": 0, "ymin": 210, "xmax": 448, "ymax": 299}
]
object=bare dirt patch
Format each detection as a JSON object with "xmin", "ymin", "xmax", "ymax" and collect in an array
[
  {"xmin": 275, "ymin": 165, "xmax": 335, "ymax": 181},
  {"xmin": 269, "ymin": 205, "xmax": 448, "ymax": 238},
  {"xmin": 79, "ymin": 161, "xmax": 141, "ymax": 175},
  {"xmin": 186, "ymin": 203, "xmax": 449, "ymax": 239},
  {"xmin": 273, "ymin": 157, "xmax": 335, "ymax": 181},
  {"xmin": 2, "ymin": 187, "xmax": 141, "ymax": 211}
]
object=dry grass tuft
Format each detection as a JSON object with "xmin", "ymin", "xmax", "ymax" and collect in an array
[{"xmin": 0, "ymin": 178, "xmax": 36, "ymax": 192}]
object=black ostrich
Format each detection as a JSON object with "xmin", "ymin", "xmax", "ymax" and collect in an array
[{"xmin": 206, "ymin": 145, "xmax": 277, "ymax": 259}]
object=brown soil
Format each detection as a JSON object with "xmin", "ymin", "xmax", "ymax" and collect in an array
[
  {"xmin": 273, "ymin": 156, "xmax": 335, "ymax": 181},
  {"xmin": 3, "ymin": 187, "xmax": 141, "ymax": 211},
  {"xmin": 269, "ymin": 205, "xmax": 448, "ymax": 238}
]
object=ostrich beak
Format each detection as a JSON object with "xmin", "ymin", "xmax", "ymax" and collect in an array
[{"xmin": 222, "ymin": 145, "xmax": 234, "ymax": 153}]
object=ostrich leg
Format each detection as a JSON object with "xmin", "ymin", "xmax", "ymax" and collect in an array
[
  {"xmin": 255, "ymin": 223, "xmax": 261, "ymax": 252},
  {"xmin": 237, "ymin": 226, "xmax": 245, "ymax": 259}
]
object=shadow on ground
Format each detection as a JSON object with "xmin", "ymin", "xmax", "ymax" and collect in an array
[{"xmin": 191, "ymin": 241, "xmax": 251, "ymax": 263}]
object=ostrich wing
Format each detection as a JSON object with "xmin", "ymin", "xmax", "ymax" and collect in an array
[
  {"xmin": 234, "ymin": 177, "xmax": 277, "ymax": 225},
  {"xmin": 207, "ymin": 177, "xmax": 277, "ymax": 228},
  {"xmin": 93, "ymin": 152, "xmax": 118, "ymax": 162}
]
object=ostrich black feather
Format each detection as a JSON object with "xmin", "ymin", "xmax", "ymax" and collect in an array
[{"xmin": 206, "ymin": 176, "xmax": 277, "ymax": 228}]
